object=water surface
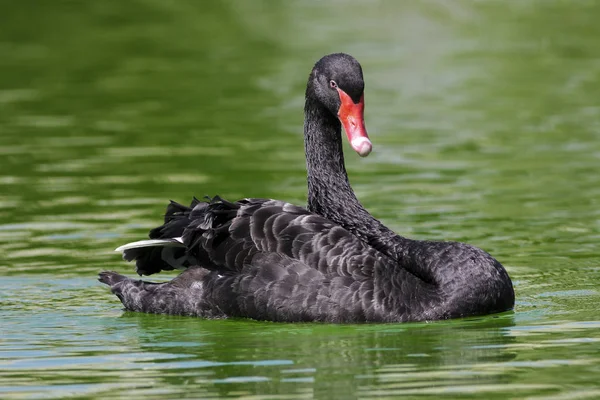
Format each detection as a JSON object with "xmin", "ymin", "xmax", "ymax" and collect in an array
[{"xmin": 1, "ymin": 1, "xmax": 600, "ymax": 398}]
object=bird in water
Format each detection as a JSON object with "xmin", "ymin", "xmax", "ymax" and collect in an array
[{"xmin": 100, "ymin": 53, "xmax": 514, "ymax": 323}]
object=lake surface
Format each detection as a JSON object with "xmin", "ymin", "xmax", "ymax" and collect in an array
[{"xmin": 1, "ymin": 1, "xmax": 600, "ymax": 398}]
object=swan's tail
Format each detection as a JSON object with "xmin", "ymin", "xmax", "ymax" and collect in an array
[
  {"xmin": 98, "ymin": 268, "xmax": 223, "ymax": 317},
  {"xmin": 98, "ymin": 270, "xmax": 128, "ymax": 286}
]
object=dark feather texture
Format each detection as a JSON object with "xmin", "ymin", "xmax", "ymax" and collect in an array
[
  {"xmin": 101, "ymin": 53, "xmax": 514, "ymax": 323},
  {"xmin": 103, "ymin": 196, "xmax": 512, "ymax": 322}
]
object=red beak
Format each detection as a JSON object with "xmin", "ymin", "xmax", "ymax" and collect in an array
[{"xmin": 336, "ymin": 88, "xmax": 372, "ymax": 157}]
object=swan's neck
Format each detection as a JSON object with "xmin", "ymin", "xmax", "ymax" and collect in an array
[
  {"xmin": 302, "ymin": 95, "xmax": 508, "ymax": 295},
  {"xmin": 303, "ymin": 96, "xmax": 403, "ymax": 256},
  {"xmin": 302, "ymin": 88, "xmax": 514, "ymax": 311}
]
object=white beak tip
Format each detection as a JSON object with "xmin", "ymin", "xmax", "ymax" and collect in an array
[{"xmin": 351, "ymin": 137, "xmax": 372, "ymax": 157}]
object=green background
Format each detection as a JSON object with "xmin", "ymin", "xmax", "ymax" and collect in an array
[{"xmin": 1, "ymin": 1, "xmax": 599, "ymax": 398}]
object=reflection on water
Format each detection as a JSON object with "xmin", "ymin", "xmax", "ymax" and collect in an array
[
  {"xmin": 3, "ymin": 276, "xmax": 600, "ymax": 399},
  {"xmin": 1, "ymin": 0, "xmax": 600, "ymax": 398},
  {"xmin": 2, "ymin": 277, "xmax": 521, "ymax": 398}
]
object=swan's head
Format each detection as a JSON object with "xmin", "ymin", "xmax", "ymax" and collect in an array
[{"xmin": 309, "ymin": 53, "xmax": 372, "ymax": 157}]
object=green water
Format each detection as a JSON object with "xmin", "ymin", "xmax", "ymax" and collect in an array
[{"xmin": 1, "ymin": 1, "xmax": 599, "ymax": 398}]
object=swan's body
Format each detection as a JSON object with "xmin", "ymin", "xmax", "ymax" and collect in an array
[{"xmin": 100, "ymin": 53, "xmax": 514, "ymax": 322}]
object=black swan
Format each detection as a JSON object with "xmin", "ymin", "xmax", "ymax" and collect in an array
[{"xmin": 100, "ymin": 53, "xmax": 514, "ymax": 323}]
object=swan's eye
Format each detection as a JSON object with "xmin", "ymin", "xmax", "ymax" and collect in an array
[{"xmin": 329, "ymin": 80, "xmax": 337, "ymax": 89}]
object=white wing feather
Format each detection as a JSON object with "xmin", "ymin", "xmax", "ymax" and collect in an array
[{"xmin": 114, "ymin": 237, "xmax": 184, "ymax": 252}]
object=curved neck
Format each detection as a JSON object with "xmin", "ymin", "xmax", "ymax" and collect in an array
[
  {"xmin": 303, "ymin": 93, "xmax": 404, "ymax": 257},
  {"xmin": 300, "ymin": 80, "xmax": 514, "ymax": 311},
  {"xmin": 302, "ymin": 89, "xmax": 486, "ymax": 289}
]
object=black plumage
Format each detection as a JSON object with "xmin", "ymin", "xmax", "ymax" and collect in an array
[{"xmin": 100, "ymin": 53, "xmax": 515, "ymax": 322}]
